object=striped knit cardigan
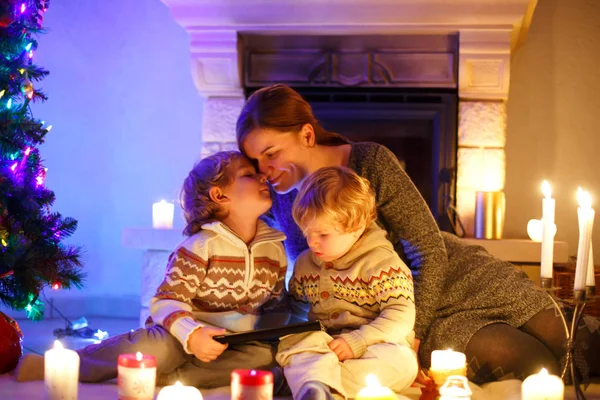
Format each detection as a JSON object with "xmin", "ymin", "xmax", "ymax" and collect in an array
[{"xmin": 150, "ymin": 220, "xmax": 289, "ymax": 353}]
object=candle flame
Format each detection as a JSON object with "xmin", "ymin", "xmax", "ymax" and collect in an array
[
  {"xmin": 250, "ymin": 370, "xmax": 257, "ymax": 376},
  {"xmin": 541, "ymin": 180, "xmax": 552, "ymax": 198},
  {"xmin": 365, "ymin": 374, "xmax": 381, "ymax": 387},
  {"xmin": 54, "ymin": 340, "xmax": 63, "ymax": 350},
  {"xmin": 174, "ymin": 381, "xmax": 183, "ymax": 387},
  {"xmin": 539, "ymin": 368, "xmax": 548, "ymax": 376},
  {"xmin": 447, "ymin": 348, "xmax": 453, "ymax": 352},
  {"xmin": 136, "ymin": 351, "xmax": 143, "ymax": 361},
  {"xmin": 577, "ymin": 188, "xmax": 592, "ymax": 209}
]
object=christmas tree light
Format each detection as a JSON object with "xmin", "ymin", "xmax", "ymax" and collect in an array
[{"xmin": 0, "ymin": 0, "xmax": 84, "ymax": 320}]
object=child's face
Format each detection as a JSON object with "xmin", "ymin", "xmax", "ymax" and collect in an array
[
  {"xmin": 303, "ymin": 215, "xmax": 364, "ymax": 262},
  {"xmin": 222, "ymin": 158, "xmax": 272, "ymax": 216}
]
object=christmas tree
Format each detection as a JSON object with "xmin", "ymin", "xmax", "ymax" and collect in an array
[{"xmin": 0, "ymin": 0, "xmax": 83, "ymax": 320}]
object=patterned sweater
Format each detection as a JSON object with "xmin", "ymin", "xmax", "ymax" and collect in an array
[
  {"xmin": 290, "ymin": 223, "xmax": 415, "ymax": 359},
  {"xmin": 150, "ymin": 220, "xmax": 289, "ymax": 353}
]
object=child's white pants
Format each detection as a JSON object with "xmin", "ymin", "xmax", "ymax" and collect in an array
[{"xmin": 276, "ymin": 330, "xmax": 418, "ymax": 399}]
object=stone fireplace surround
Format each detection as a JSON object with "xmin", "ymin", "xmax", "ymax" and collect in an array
[{"xmin": 160, "ymin": 0, "xmax": 534, "ymax": 236}]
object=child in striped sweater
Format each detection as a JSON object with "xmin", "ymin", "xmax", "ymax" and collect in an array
[
  {"xmin": 276, "ymin": 166, "xmax": 418, "ymax": 400},
  {"xmin": 16, "ymin": 151, "xmax": 289, "ymax": 389}
]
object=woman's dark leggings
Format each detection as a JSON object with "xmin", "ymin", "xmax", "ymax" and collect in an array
[{"xmin": 465, "ymin": 306, "xmax": 600, "ymax": 384}]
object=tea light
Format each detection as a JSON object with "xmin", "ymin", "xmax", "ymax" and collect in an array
[
  {"xmin": 152, "ymin": 199, "xmax": 174, "ymax": 229},
  {"xmin": 521, "ymin": 368, "xmax": 564, "ymax": 400},
  {"xmin": 44, "ymin": 340, "xmax": 79, "ymax": 400},
  {"xmin": 231, "ymin": 369, "xmax": 273, "ymax": 400},
  {"xmin": 355, "ymin": 374, "xmax": 396, "ymax": 400},
  {"xmin": 430, "ymin": 349, "xmax": 467, "ymax": 387},
  {"xmin": 117, "ymin": 351, "xmax": 157, "ymax": 400},
  {"xmin": 439, "ymin": 375, "xmax": 472, "ymax": 400},
  {"xmin": 157, "ymin": 380, "xmax": 203, "ymax": 400}
]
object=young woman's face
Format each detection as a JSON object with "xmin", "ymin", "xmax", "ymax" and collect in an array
[{"xmin": 242, "ymin": 127, "xmax": 311, "ymax": 194}]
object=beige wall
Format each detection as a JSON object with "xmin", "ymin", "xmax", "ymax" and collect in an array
[{"xmin": 505, "ymin": 0, "xmax": 600, "ymax": 259}]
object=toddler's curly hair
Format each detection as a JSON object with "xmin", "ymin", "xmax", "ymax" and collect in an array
[{"xmin": 292, "ymin": 166, "xmax": 376, "ymax": 233}]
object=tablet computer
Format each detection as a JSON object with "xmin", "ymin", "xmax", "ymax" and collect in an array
[{"xmin": 213, "ymin": 320, "xmax": 325, "ymax": 345}]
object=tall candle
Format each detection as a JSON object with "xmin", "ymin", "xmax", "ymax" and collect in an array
[
  {"xmin": 575, "ymin": 188, "xmax": 595, "ymax": 291},
  {"xmin": 587, "ymin": 246, "xmax": 596, "ymax": 287},
  {"xmin": 152, "ymin": 199, "xmax": 174, "ymax": 229},
  {"xmin": 118, "ymin": 351, "xmax": 157, "ymax": 400},
  {"xmin": 521, "ymin": 368, "xmax": 564, "ymax": 400},
  {"xmin": 44, "ymin": 340, "xmax": 79, "ymax": 400},
  {"xmin": 355, "ymin": 374, "xmax": 396, "ymax": 400},
  {"xmin": 157, "ymin": 381, "xmax": 203, "ymax": 400},
  {"xmin": 540, "ymin": 181, "xmax": 555, "ymax": 279}
]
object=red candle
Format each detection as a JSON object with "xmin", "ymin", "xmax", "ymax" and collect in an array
[
  {"xmin": 231, "ymin": 369, "xmax": 273, "ymax": 400},
  {"xmin": 117, "ymin": 352, "xmax": 157, "ymax": 400}
]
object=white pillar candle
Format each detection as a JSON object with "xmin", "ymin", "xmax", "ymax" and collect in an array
[
  {"xmin": 44, "ymin": 340, "xmax": 79, "ymax": 400},
  {"xmin": 355, "ymin": 374, "xmax": 397, "ymax": 400},
  {"xmin": 521, "ymin": 368, "xmax": 564, "ymax": 400},
  {"xmin": 152, "ymin": 199, "xmax": 174, "ymax": 229},
  {"xmin": 541, "ymin": 181, "xmax": 555, "ymax": 279},
  {"xmin": 575, "ymin": 188, "xmax": 595, "ymax": 291},
  {"xmin": 587, "ymin": 246, "xmax": 596, "ymax": 287},
  {"xmin": 117, "ymin": 351, "xmax": 157, "ymax": 400},
  {"xmin": 157, "ymin": 381, "xmax": 203, "ymax": 400}
]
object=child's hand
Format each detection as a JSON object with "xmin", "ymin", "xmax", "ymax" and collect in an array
[
  {"xmin": 410, "ymin": 338, "xmax": 433, "ymax": 387},
  {"xmin": 328, "ymin": 337, "xmax": 354, "ymax": 361},
  {"xmin": 188, "ymin": 326, "xmax": 229, "ymax": 363}
]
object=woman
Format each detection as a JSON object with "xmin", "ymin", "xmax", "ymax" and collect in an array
[{"xmin": 235, "ymin": 84, "xmax": 600, "ymax": 384}]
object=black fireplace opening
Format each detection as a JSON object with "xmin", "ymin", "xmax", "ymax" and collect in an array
[{"xmin": 245, "ymin": 87, "xmax": 458, "ymax": 233}]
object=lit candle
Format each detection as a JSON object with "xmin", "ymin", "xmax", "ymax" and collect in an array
[
  {"xmin": 430, "ymin": 349, "xmax": 467, "ymax": 387},
  {"xmin": 117, "ymin": 351, "xmax": 157, "ymax": 400},
  {"xmin": 152, "ymin": 199, "xmax": 174, "ymax": 229},
  {"xmin": 587, "ymin": 246, "xmax": 595, "ymax": 288},
  {"xmin": 44, "ymin": 340, "xmax": 79, "ymax": 400},
  {"xmin": 157, "ymin": 380, "xmax": 203, "ymax": 400},
  {"xmin": 355, "ymin": 374, "xmax": 396, "ymax": 400},
  {"xmin": 541, "ymin": 181, "xmax": 556, "ymax": 279},
  {"xmin": 575, "ymin": 188, "xmax": 595, "ymax": 291},
  {"xmin": 231, "ymin": 369, "xmax": 273, "ymax": 400},
  {"xmin": 521, "ymin": 368, "xmax": 564, "ymax": 400},
  {"xmin": 439, "ymin": 375, "xmax": 472, "ymax": 400}
]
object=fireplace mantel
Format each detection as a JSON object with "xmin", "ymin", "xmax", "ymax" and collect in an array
[
  {"xmin": 161, "ymin": 0, "xmax": 531, "ymax": 33},
  {"xmin": 160, "ymin": 0, "xmax": 535, "ymax": 237},
  {"xmin": 161, "ymin": 0, "xmax": 532, "ymax": 99}
]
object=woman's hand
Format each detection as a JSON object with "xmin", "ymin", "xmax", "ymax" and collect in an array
[
  {"xmin": 188, "ymin": 326, "xmax": 229, "ymax": 363},
  {"xmin": 411, "ymin": 338, "xmax": 433, "ymax": 387},
  {"xmin": 328, "ymin": 337, "xmax": 354, "ymax": 361}
]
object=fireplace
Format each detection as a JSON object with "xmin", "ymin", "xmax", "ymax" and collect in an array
[
  {"xmin": 243, "ymin": 31, "xmax": 459, "ymax": 231},
  {"xmin": 160, "ymin": 0, "xmax": 532, "ymax": 237}
]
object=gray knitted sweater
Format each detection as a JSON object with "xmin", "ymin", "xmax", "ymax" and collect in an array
[{"xmin": 267, "ymin": 142, "xmax": 551, "ymax": 367}]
